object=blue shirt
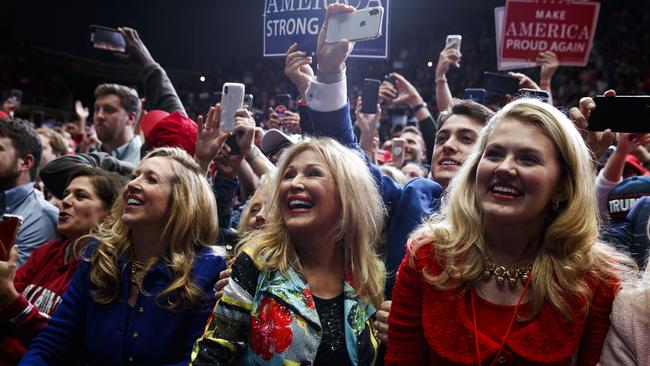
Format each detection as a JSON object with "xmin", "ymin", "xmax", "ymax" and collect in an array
[
  {"xmin": 20, "ymin": 241, "xmax": 226, "ymax": 366},
  {"xmin": 1, "ymin": 182, "xmax": 58, "ymax": 267}
]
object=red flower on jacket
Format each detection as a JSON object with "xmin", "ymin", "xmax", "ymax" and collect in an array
[
  {"xmin": 301, "ymin": 288, "xmax": 315, "ymax": 309},
  {"xmin": 250, "ymin": 296, "xmax": 293, "ymax": 360}
]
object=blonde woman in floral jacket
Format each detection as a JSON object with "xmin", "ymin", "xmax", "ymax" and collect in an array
[{"xmin": 191, "ymin": 138, "xmax": 386, "ymax": 366}]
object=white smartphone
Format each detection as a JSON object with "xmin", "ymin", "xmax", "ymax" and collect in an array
[
  {"xmin": 446, "ymin": 34, "xmax": 462, "ymax": 52},
  {"xmin": 325, "ymin": 7, "xmax": 384, "ymax": 44},
  {"xmin": 219, "ymin": 83, "xmax": 245, "ymax": 132}
]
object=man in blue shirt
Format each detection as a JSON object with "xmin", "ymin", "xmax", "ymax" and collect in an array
[{"xmin": 0, "ymin": 118, "xmax": 58, "ymax": 266}]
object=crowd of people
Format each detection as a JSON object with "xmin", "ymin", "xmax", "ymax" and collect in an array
[{"xmin": 1, "ymin": 3, "xmax": 650, "ymax": 366}]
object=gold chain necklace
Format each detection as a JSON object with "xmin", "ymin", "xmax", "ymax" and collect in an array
[
  {"xmin": 482, "ymin": 257, "xmax": 532, "ymax": 286},
  {"xmin": 130, "ymin": 260, "xmax": 148, "ymax": 288}
]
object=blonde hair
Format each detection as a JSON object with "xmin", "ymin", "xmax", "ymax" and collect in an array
[
  {"xmin": 85, "ymin": 147, "xmax": 219, "ymax": 310},
  {"xmin": 411, "ymin": 98, "xmax": 634, "ymax": 319},
  {"xmin": 248, "ymin": 138, "xmax": 386, "ymax": 307},
  {"xmin": 237, "ymin": 174, "xmax": 274, "ymax": 237}
]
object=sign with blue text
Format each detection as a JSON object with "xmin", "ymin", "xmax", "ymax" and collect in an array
[{"xmin": 263, "ymin": 0, "xmax": 390, "ymax": 59}]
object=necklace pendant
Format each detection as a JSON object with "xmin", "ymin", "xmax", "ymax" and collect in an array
[{"xmin": 495, "ymin": 275, "xmax": 505, "ymax": 284}]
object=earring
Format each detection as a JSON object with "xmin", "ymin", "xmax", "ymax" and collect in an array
[{"xmin": 552, "ymin": 199, "xmax": 559, "ymax": 211}]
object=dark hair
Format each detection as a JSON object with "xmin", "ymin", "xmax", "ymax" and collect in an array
[
  {"xmin": 94, "ymin": 83, "xmax": 141, "ymax": 121},
  {"xmin": 66, "ymin": 166, "xmax": 127, "ymax": 210},
  {"xmin": 0, "ymin": 118, "xmax": 43, "ymax": 180},
  {"xmin": 437, "ymin": 99, "xmax": 495, "ymax": 128}
]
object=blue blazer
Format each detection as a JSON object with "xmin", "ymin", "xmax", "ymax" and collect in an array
[
  {"xmin": 306, "ymin": 105, "xmax": 443, "ymax": 298},
  {"xmin": 20, "ymin": 241, "xmax": 226, "ymax": 366}
]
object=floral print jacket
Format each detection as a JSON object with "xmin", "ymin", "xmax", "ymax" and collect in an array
[{"xmin": 191, "ymin": 249, "xmax": 380, "ymax": 366}]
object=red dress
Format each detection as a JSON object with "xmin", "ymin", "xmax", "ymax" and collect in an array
[{"xmin": 385, "ymin": 243, "xmax": 618, "ymax": 366}]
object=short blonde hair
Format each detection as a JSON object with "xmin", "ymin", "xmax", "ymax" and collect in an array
[
  {"xmin": 411, "ymin": 98, "xmax": 634, "ymax": 319},
  {"xmin": 248, "ymin": 138, "xmax": 386, "ymax": 307}
]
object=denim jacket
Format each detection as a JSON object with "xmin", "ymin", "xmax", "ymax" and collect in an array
[{"xmin": 191, "ymin": 249, "xmax": 380, "ymax": 366}]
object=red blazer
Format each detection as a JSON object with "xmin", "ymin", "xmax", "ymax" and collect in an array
[{"xmin": 385, "ymin": 243, "xmax": 618, "ymax": 366}]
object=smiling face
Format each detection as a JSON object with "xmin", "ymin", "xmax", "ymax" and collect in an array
[
  {"xmin": 278, "ymin": 149, "xmax": 340, "ymax": 239},
  {"xmin": 401, "ymin": 131, "xmax": 424, "ymax": 164},
  {"xmin": 122, "ymin": 156, "xmax": 175, "ymax": 231},
  {"xmin": 476, "ymin": 118, "xmax": 564, "ymax": 228},
  {"xmin": 431, "ymin": 114, "xmax": 484, "ymax": 189},
  {"xmin": 57, "ymin": 176, "xmax": 111, "ymax": 239}
]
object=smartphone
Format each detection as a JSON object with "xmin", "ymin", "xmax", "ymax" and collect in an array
[
  {"xmin": 391, "ymin": 138, "xmax": 406, "ymax": 166},
  {"xmin": 225, "ymin": 135, "xmax": 242, "ymax": 156},
  {"xmin": 384, "ymin": 75, "xmax": 396, "ymax": 87},
  {"xmin": 0, "ymin": 214, "xmax": 22, "ymax": 261},
  {"xmin": 446, "ymin": 35, "xmax": 462, "ymax": 52},
  {"xmin": 243, "ymin": 94, "xmax": 254, "ymax": 111},
  {"xmin": 275, "ymin": 94, "xmax": 292, "ymax": 110},
  {"xmin": 588, "ymin": 96, "xmax": 650, "ymax": 133},
  {"xmin": 361, "ymin": 78, "xmax": 381, "ymax": 114},
  {"xmin": 481, "ymin": 72, "xmax": 519, "ymax": 95},
  {"xmin": 325, "ymin": 7, "xmax": 384, "ymax": 44},
  {"xmin": 464, "ymin": 88, "xmax": 487, "ymax": 105},
  {"xmin": 90, "ymin": 25, "xmax": 126, "ymax": 54},
  {"xmin": 219, "ymin": 83, "xmax": 245, "ymax": 132},
  {"xmin": 516, "ymin": 88, "xmax": 550, "ymax": 103}
]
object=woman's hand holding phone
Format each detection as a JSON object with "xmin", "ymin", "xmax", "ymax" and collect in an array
[{"xmin": 0, "ymin": 246, "xmax": 20, "ymax": 307}]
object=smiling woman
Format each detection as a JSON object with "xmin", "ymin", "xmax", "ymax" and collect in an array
[
  {"xmin": 19, "ymin": 147, "xmax": 227, "ymax": 366},
  {"xmin": 386, "ymin": 99, "xmax": 636, "ymax": 365},
  {"xmin": 191, "ymin": 138, "xmax": 386, "ymax": 366}
]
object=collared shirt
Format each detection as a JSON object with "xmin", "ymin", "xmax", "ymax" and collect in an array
[
  {"xmin": 102, "ymin": 135, "xmax": 142, "ymax": 166},
  {"xmin": 0, "ymin": 182, "xmax": 58, "ymax": 267}
]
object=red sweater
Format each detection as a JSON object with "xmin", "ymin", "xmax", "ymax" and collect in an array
[
  {"xmin": 385, "ymin": 243, "xmax": 618, "ymax": 366},
  {"xmin": 0, "ymin": 239, "xmax": 79, "ymax": 365}
]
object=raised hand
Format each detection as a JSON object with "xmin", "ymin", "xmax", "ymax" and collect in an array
[
  {"xmin": 195, "ymin": 104, "xmax": 231, "ymax": 172},
  {"xmin": 234, "ymin": 109, "xmax": 257, "ymax": 156},
  {"xmin": 75, "ymin": 100, "xmax": 89, "ymax": 121},
  {"xmin": 316, "ymin": 3, "xmax": 357, "ymax": 73},
  {"xmin": 117, "ymin": 27, "xmax": 155, "ymax": 68},
  {"xmin": 537, "ymin": 51, "xmax": 559, "ymax": 86},
  {"xmin": 285, "ymin": 43, "xmax": 314, "ymax": 100},
  {"xmin": 355, "ymin": 96, "xmax": 381, "ymax": 133},
  {"xmin": 569, "ymin": 90, "xmax": 616, "ymax": 160},
  {"xmin": 390, "ymin": 72, "xmax": 425, "ymax": 109},
  {"xmin": 378, "ymin": 81, "xmax": 398, "ymax": 106},
  {"xmin": 435, "ymin": 41, "xmax": 462, "ymax": 78},
  {"xmin": 508, "ymin": 71, "xmax": 541, "ymax": 90},
  {"xmin": 0, "ymin": 247, "xmax": 19, "ymax": 307}
]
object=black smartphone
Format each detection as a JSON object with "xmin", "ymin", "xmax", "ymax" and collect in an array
[
  {"xmin": 90, "ymin": 25, "xmax": 126, "ymax": 54},
  {"xmin": 243, "ymin": 94, "xmax": 254, "ymax": 110},
  {"xmin": 588, "ymin": 96, "xmax": 650, "ymax": 133},
  {"xmin": 384, "ymin": 75, "xmax": 396, "ymax": 86},
  {"xmin": 275, "ymin": 94, "xmax": 292, "ymax": 110},
  {"xmin": 517, "ymin": 88, "xmax": 550, "ymax": 103},
  {"xmin": 361, "ymin": 78, "xmax": 381, "ymax": 114},
  {"xmin": 481, "ymin": 72, "xmax": 519, "ymax": 95},
  {"xmin": 464, "ymin": 88, "xmax": 487, "ymax": 105}
]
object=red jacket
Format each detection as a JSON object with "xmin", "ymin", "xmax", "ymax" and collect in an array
[
  {"xmin": 386, "ymin": 243, "xmax": 618, "ymax": 366},
  {"xmin": 0, "ymin": 239, "xmax": 78, "ymax": 365}
]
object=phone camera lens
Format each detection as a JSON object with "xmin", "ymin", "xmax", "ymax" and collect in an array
[
  {"xmin": 224, "ymin": 86, "xmax": 229, "ymax": 94},
  {"xmin": 370, "ymin": 9, "xmax": 379, "ymax": 15}
]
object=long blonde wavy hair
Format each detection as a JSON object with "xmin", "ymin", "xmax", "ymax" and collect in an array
[
  {"xmin": 85, "ymin": 147, "xmax": 219, "ymax": 310},
  {"xmin": 411, "ymin": 98, "xmax": 635, "ymax": 319},
  {"xmin": 248, "ymin": 138, "xmax": 386, "ymax": 308}
]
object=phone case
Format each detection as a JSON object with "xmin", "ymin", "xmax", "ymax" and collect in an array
[
  {"xmin": 0, "ymin": 214, "xmax": 23, "ymax": 261},
  {"xmin": 481, "ymin": 72, "xmax": 519, "ymax": 95},
  {"xmin": 325, "ymin": 7, "xmax": 384, "ymax": 43},
  {"xmin": 446, "ymin": 35, "xmax": 462, "ymax": 50},
  {"xmin": 220, "ymin": 83, "xmax": 245, "ymax": 132},
  {"xmin": 464, "ymin": 88, "xmax": 486, "ymax": 105},
  {"xmin": 90, "ymin": 25, "xmax": 127, "ymax": 54},
  {"xmin": 588, "ymin": 96, "xmax": 650, "ymax": 133}
]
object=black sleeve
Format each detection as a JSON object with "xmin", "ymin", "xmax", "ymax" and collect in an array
[
  {"xmin": 417, "ymin": 115, "xmax": 437, "ymax": 166},
  {"xmin": 141, "ymin": 63, "xmax": 187, "ymax": 116}
]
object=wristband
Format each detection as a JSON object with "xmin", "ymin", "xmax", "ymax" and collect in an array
[
  {"xmin": 244, "ymin": 146, "xmax": 262, "ymax": 163},
  {"xmin": 435, "ymin": 76, "xmax": 447, "ymax": 84},
  {"xmin": 412, "ymin": 102, "xmax": 428, "ymax": 112}
]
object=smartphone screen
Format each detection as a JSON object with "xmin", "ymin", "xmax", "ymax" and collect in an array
[
  {"xmin": 90, "ymin": 25, "xmax": 126, "ymax": 54},
  {"xmin": 516, "ymin": 88, "xmax": 550, "ymax": 103},
  {"xmin": 446, "ymin": 35, "xmax": 462, "ymax": 51},
  {"xmin": 0, "ymin": 214, "xmax": 22, "ymax": 261},
  {"xmin": 275, "ymin": 94, "xmax": 292, "ymax": 110},
  {"xmin": 481, "ymin": 72, "xmax": 519, "ymax": 95},
  {"xmin": 588, "ymin": 96, "xmax": 650, "ymax": 133},
  {"xmin": 361, "ymin": 79, "xmax": 381, "ymax": 114}
]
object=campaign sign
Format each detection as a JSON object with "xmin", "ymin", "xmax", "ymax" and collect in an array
[
  {"xmin": 263, "ymin": 0, "xmax": 390, "ymax": 59},
  {"xmin": 494, "ymin": 7, "xmax": 536, "ymax": 70},
  {"xmin": 500, "ymin": 0, "xmax": 600, "ymax": 66}
]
